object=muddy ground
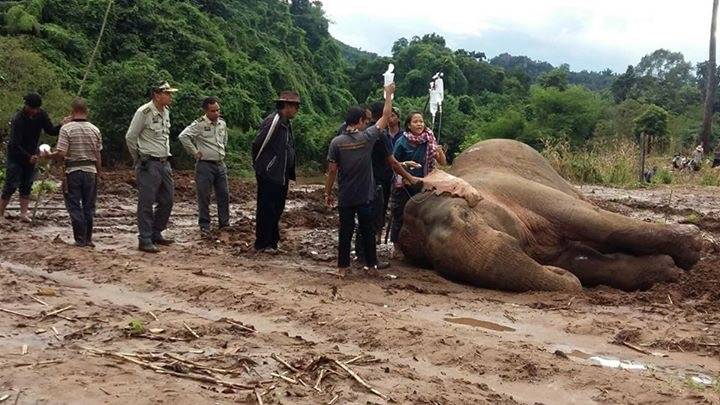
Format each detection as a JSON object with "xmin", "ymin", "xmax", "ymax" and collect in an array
[{"xmin": 0, "ymin": 171, "xmax": 719, "ymax": 404}]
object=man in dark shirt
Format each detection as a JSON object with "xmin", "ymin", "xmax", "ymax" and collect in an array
[
  {"xmin": 251, "ymin": 90, "xmax": 300, "ymax": 253},
  {"xmin": 354, "ymin": 102, "xmax": 395, "ymax": 265},
  {"xmin": 0, "ymin": 93, "xmax": 64, "ymax": 222},
  {"xmin": 324, "ymin": 83, "xmax": 419, "ymax": 271}
]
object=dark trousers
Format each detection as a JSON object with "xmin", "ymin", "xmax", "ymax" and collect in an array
[
  {"xmin": 354, "ymin": 181, "xmax": 389, "ymax": 260},
  {"xmin": 339, "ymin": 202, "xmax": 377, "ymax": 268},
  {"xmin": 63, "ymin": 171, "xmax": 97, "ymax": 244},
  {"xmin": 136, "ymin": 160, "xmax": 174, "ymax": 242},
  {"xmin": 254, "ymin": 175, "xmax": 288, "ymax": 250},
  {"xmin": 196, "ymin": 161, "xmax": 230, "ymax": 230},
  {"xmin": 390, "ymin": 186, "xmax": 420, "ymax": 243},
  {"xmin": 1, "ymin": 159, "xmax": 36, "ymax": 200}
]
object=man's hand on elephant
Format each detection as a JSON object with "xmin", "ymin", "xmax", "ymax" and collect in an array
[{"xmin": 408, "ymin": 176, "xmax": 423, "ymax": 187}]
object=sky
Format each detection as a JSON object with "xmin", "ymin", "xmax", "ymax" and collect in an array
[{"xmin": 321, "ymin": 0, "xmax": 712, "ymax": 73}]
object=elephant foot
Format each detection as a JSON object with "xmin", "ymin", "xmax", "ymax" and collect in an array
[{"xmin": 661, "ymin": 224, "xmax": 702, "ymax": 270}]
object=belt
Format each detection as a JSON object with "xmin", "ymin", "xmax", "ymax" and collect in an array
[
  {"xmin": 65, "ymin": 159, "xmax": 96, "ymax": 168},
  {"xmin": 199, "ymin": 159, "xmax": 224, "ymax": 164},
  {"xmin": 143, "ymin": 156, "xmax": 168, "ymax": 163}
]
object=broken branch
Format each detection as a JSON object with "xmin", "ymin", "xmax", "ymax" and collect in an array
[
  {"xmin": 333, "ymin": 359, "xmax": 387, "ymax": 400},
  {"xmin": 271, "ymin": 353, "xmax": 299, "ymax": 373}
]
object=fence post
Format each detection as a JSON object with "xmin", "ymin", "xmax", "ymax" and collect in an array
[{"xmin": 639, "ymin": 132, "xmax": 647, "ymax": 182}]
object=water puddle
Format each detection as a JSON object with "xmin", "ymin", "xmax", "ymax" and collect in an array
[
  {"xmin": 444, "ymin": 317, "xmax": 516, "ymax": 332},
  {"xmin": 588, "ymin": 355, "xmax": 646, "ymax": 370},
  {"xmin": 552, "ymin": 345, "xmax": 718, "ymax": 387}
]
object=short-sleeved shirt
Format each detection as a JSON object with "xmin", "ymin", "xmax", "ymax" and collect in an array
[
  {"xmin": 327, "ymin": 125, "xmax": 382, "ymax": 207},
  {"xmin": 125, "ymin": 101, "xmax": 171, "ymax": 162},
  {"xmin": 371, "ymin": 130, "xmax": 393, "ymax": 184},
  {"xmin": 56, "ymin": 119, "xmax": 102, "ymax": 174},
  {"xmin": 178, "ymin": 115, "xmax": 228, "ymax": 161}
]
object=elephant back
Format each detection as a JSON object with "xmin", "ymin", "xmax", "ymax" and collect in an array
[{"xmin": 452, "ymin": 139, "xmax": 580, "ymax": 199}]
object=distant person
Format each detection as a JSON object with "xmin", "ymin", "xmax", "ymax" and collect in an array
[
  {"xmin": 179, "ymin": 97, "xmax": 229, "ymax": 237},
  {"xmin": 324, "ymin": 83, "xmax": 419, "ymax": 272},
  {"xmin": 45, "ymin": 98, "xmax": 102, "ymax": 247},
  {"xmin": 0, "ymin": 93, "xmax": 65, "ymax": 222},
  {"xmin": 690, "ymin": 145, "xmax": 703, "ymax": 171},
  {"xmin": 251, "ymin": 90, "xmax": 300, "ymax": 254},
  {"xmin": 125, "ymin": 81, "xmax": 179, "ymax": 253},
  {"xmin": 390, "ymin": 111, "xmax": 446, "ymax": 257}
]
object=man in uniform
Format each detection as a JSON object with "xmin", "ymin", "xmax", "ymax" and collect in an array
[
  {"xmin": 179, "ymin": 96, "xmax": 229, "ymax": 236},
  {"xmin": 0, "ymin": 93, "xmax": 65, "ymax": 222},
  {"xmin": 251, "ymin": 90, "xmax": 300, "ymax": 253},
  {"xmin": 125, "ymin": 81, "xmax": 178, "ymax": 253},
  {"xmin": 46, "ymin": 98, "xmax": 102, "ymax": 247}
]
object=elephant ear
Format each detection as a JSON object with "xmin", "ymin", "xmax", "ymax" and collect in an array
[{"xmin": 421, "ymin": 169, "xmax": 482, "ymax": 207}]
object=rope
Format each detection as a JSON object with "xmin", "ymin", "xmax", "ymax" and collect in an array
[{"xmin": 77, "ymin": 0, "xmax": 113, "ymax": 97}]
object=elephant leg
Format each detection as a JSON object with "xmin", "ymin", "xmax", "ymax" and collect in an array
[
  {"xmin": 402, "ymin": 195, "xmax": 582, "ymax": 292},
  {"xmin": 514, "ymin": 181, "xmax": 703, "ymax": 270},
  {"xmin": 548, "ymin": 242, "xmax": 682, "ymax": 291}
]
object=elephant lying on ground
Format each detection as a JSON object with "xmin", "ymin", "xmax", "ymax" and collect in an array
[{"xmin": 399, "ymin": 139, "xmax": 702, "ymax": 292}]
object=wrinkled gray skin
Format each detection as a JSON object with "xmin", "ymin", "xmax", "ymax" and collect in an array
[{"xmin": 400, "ymin": 139, "xmax": 703, "ymax": 292}]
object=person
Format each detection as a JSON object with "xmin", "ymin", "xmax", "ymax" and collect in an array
[
  {"xmin": 179, "ymin": 97, "xmax": 229, "ymax": 236},
  {"xmin": 389, "ymin": 111, "xmax": 447, "ymax": 256},
  {"xmin": 354, "ymin": 102, "xmax": 394, "ymax": 267},
  {"xmin": 324, "ymin": 83, "xmax": 419, "ymax": 271},
  {"xmin": 388, "ymin": 107, "xmax": 403, "ymax": 148},
  {"xmin": 125, "ymin": 81, "xmax": 179, "ymax": 253},
  {"xmin": 690, "ymin": 145, "xmax": 703, "ymax": 171},
  {"xmin": 251, "ymin": 90, "xmax": 300, "ymax": 253},
  {"xmin": 0, "ymin": 93, "xmax": 65, "ymax": 222},
  {"xmin": 45, "ymin": 98, "xmax": 102, "ymax": 247}
]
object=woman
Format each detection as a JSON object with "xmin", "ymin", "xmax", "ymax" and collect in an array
[{"xmin": 389, "ymin": 112, "xmax": 446, "ymax": 255}]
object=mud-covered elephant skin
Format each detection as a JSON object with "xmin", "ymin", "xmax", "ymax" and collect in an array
[{"xmin": 399, "ymin": 139, "xmax": 702, "ymax": 292}]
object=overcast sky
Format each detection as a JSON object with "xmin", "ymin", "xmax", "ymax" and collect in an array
[{"xmin": 322, "ymin": 0, "xmax": 712, "ymax": 73}]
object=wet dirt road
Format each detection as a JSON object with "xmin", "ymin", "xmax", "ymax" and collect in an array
[{"xmin": 0, "ymin": 172, "xmax": 718, "ymax": 404}]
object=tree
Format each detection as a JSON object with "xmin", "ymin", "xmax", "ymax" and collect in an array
[
  {"xmin": 634, "ymin": 104, "xmax": 669, "ymax": 153},
  {"xmin": 537, "ymin": 68, "xmax": 569, "ymax": 91},
  {"xmin": 611, "ymin": 66, "xmax": 637, "ymax": 103},
  {"xmin": 701, "ymin": 0, "xmax": 719, "ymax": 151}
]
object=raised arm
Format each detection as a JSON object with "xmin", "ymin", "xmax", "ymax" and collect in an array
[{"xmin": 374, "ymin": 83, "xmax": 396, "ymax": 130}]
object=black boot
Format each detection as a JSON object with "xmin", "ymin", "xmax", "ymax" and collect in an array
[{"xmin": 138, "ymin": 239, "xmax": 160, "ymax": 253}]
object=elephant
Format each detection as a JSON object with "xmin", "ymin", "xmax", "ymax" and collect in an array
[{"xmin": 398, "ymin": 139, "xmax": 703, "ymax": 292}]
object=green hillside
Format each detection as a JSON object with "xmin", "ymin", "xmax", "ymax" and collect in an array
[{"xmin": 0, "ymin": 0, "xmax": 716, "ymax": 182}]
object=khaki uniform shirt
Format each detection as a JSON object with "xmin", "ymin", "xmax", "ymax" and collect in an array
[
  {"xmin": 56, "ymin": 120, "xmax": 103, "ymax": 174},
  {"xmin": 178, "ymin": 115, "xmax": 227, "ymax": 162},
  {"xmin": 125, "ymin": 101, "xmax": 171, "ymax": 162}
]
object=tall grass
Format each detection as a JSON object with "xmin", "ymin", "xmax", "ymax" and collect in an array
[{"xmin": 542, "ymin": 137, "xmax": 640, "ymax": 187}]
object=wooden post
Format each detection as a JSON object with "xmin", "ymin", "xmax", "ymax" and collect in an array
[{"xmin": 639, "ymin": 132, "xmax": 647, "ymax": 182}]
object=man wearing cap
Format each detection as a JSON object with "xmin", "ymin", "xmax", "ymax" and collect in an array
[
  {"xmin": 179, "ymin": 96, "xmax": 229, "ymax": 236},
  {"xmin": 125, "ymin": 81, "xmax": 178, "ymax": 253},
  {"xmin": 0, "ymin": 93, "xmax": 65, "ymax": 222},
  {"xmin": 45, "ymin": 97, "xmax": 102, "ymax": 247},
  {"xmin": 251, "ymin": 90, "xmax": 300, "ymax": 253}
]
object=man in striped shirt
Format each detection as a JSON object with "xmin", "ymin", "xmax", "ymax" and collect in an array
[{"xmin": 46, "ymin": 98, "xmax": 102, "ymax": 247}]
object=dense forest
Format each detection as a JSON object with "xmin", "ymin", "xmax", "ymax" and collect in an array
[{"xmin": 1, "ymin": 0, "xmax": 718, "ymax": 177}]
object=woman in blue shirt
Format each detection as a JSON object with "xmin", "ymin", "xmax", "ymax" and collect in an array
[{"xmin": 390, "ymin": 112, "xmax": 446, "ymax": 255}]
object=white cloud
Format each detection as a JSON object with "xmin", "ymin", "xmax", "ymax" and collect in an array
[{"xmin": 321, "ymin": 0, "xmax": 712, "ymax": 71}]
